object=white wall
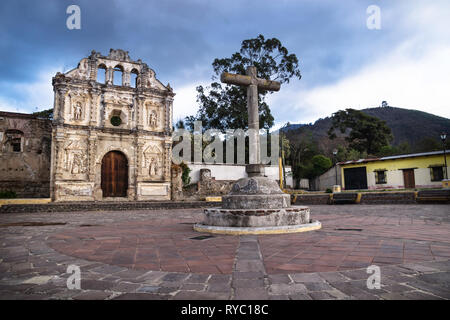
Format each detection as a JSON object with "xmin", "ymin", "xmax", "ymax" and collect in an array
[
  {"xmin": 187, "ymin": 163, "xmax": 293, "ymax": 188},
  {"xmin": 367, "ymin": 167, "xmax": 447, "ymax": 189},
  {"xmin": 311, "ymin": 165, "xmax": 341, "ymax": 191}
]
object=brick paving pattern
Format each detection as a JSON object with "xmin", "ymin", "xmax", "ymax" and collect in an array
[{"xmin": 0, "ymin": 204, "xmax": 449, "ymax": 300}]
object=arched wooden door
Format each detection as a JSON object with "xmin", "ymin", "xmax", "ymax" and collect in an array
[{"xmin": 101, "ymin": 151, "xmax": 128, "ymax": 197}]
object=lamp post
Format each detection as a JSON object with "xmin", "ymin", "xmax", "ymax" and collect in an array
[
  {"xmin": 441, "ymin": 132, "xmax": 448, "ymax": 180},
  {"xmin": 333, "ymin": 149, "xmax": 338, "ymax": 185}
]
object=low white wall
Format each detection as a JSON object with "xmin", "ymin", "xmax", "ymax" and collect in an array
[{"xmin": 187, "ymin": 163, "xmax": 293, "ymax": 188}]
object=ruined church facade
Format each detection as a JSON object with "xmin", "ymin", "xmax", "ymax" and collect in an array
[{"xmin": 51, "ymin": 49, "xmax": 174, "ymax": 202}]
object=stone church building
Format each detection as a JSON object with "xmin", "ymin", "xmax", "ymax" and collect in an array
[{"xmin": 1, "ymin": 49, "xmax": 175, "ymax": 201}]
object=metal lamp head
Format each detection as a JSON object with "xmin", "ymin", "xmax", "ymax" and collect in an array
[{"xmin": 441, "ymin": 132, "xmax": 447, "ymax": 142}]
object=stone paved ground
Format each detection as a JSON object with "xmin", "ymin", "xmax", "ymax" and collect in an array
[{"xmin": 0, "ymin": 204, "xmax": 449, "ymax": 300}]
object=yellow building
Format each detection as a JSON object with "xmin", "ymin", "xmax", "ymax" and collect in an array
[{"xmin": 338, "ymin": 150, "xmax": 449, "ymax": 190}]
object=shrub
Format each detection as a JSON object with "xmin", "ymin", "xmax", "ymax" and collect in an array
[
  {"xmin": 179, "ymin": 162, "xmax": 191, "ymax": 186},
  {"xmin": 325, "ymin": 188, "xmax": 332, "ymax": 193}
]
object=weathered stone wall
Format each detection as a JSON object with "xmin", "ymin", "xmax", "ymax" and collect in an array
[
  {"xmin": 293, "ymin": 194, "xmax": 331, "ymax": 205},
  {"xmin": 0, "ymin": 200, "xmax": 220, "ymax": 213},
  {"xmin": 0, "ymin": 112, "xmax": 52, "ymax": 198},
  {"xmin": 182, "ymin": 168, "xmax": 234, "ymax": 200},
  {"xmin": 360, "ymin": 192, "xmax": 416, "ymax": 204},
  {"xmin": 293, "ymin": 191, "xmax": 417, "ymax": 205}
]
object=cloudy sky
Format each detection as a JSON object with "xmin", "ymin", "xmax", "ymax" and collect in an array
[{"xmin": 0, "ymin": 0, "xmax": 449, "ymax": 129}]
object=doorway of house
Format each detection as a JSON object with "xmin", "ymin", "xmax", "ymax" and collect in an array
[
  {"xmin": 402, "ymin": 169, "xmax": 415, "ymax": 189},
  {"xmin": 343, "ymin": 167, "xmax": 368, "ymax": 190}
]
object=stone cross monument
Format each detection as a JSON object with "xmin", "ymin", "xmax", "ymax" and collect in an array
[
  {"xmin": 193, "ymin": 65, "xmax": 321, "ymax": 235},
  {"xmin": 221, "ymin": 66, "xmax": 280, "ymax": 171}
]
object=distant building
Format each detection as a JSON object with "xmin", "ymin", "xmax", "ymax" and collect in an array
[
  {"xmin": 310, "ymin": 164, "xmax": 341, "ymax": 191},
  {"xmin": 338, "ymin": 151, "xmax": 449, "ymax": 190}
]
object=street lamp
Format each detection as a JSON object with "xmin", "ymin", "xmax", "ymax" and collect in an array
[
  {"xmin": 333, "ymin": 149, "xmax": 338, "ymax": 185},
  {"xmin": 441, "ymin": 133, "xmax": 448, "ymax": 180}
]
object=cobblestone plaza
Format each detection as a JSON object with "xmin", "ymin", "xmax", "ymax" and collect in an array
[{"xmin": 0, "ymin": 204, "xmax": 449, "ymax": 300}]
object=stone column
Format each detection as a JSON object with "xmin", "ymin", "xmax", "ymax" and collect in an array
[
  {"xmin": 50, "ymin": 128, "xmax": 64, "ymax": 201},
  {"xmin": 87, "ymin": 132, "xmax": 97, "ymax": 181},
  {"xmin": 123, "ymin": 71, "xmax": 131, "ymax": 87},
  {"xmin": 136, "ymin": 140, "xmax": 145, "ymax": 181},
  {"xmin": 135, "ymin": 97, "xmax": 144, "ymax": 130},
  {"xmin": 106, "ymin": 67, "xmax": 113, "ymax": 85},
  {"xmin": 247, "ymin": 82, "xmax": 259, "ymax": 164},
  {"xmin": 164, "ymin": 142, "xmax": 171, "ymax": 182},
  {"xmin": 133, "ymin": 140, "xmax": 144, "ymax": 200},
  {"xmin": 56, "ymin": 87, "xmax": 68, "ymax": 125},
  {"xmin": 164, "ymin": 96, "xmax": 173, "ymax": 135},
  {"xmin": 89, "ymin": 88, "xmax": 101, "ymax": 126},
  {"xmin": 52, "ymin": 129, "xmax": 66, "ymax": 182},
  {"xmin": 89, "ymin": 58, "xmax": 97, "ymax": 81}
]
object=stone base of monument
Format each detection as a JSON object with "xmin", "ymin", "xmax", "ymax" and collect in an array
[
  {"xmin": 194, "ymin": 168, "xmax": 321, "ymax": 235},
  {"xmin": 193, "ymin": 220, "xmax": 321, "ymax": 235}
]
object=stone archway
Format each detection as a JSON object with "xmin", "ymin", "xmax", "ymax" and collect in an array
[{"xmin": 101, "ymin": 151, "xmax": 128, "ymax": 197}]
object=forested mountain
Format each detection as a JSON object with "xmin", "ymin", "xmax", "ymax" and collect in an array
[{"xmin": 282, "ymin": 106, "xmax": 450, "ymax": 157}]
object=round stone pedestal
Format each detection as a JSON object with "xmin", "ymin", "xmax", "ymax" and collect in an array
[
  {"xmin": 193, "ymin": 220, "xmax": 321, "ymax": 235},
  {"xmin": 203, "ymin": 206, "xmax": 310, "ymax": 227},
  {"xmin": 194, "ymin": 173, "xmax": 321, "ymax": 235}
]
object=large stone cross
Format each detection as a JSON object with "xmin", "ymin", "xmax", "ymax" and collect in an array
[{"xmin": 221, "ymin": 66, "xmax": 280, "ymax": 167}]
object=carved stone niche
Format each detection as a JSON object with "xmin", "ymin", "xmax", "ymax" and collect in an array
[
  {"xmin": 143, "ymin": 144, "xmax": 164, "ymax": 180},
  {"xmin": 68, "ymin": 92, "xmax": 88, "ymax": 122},
  {"xmin": 62, "ymin": 139, "xmax": 88, "ymax": 179},
  {"xmin": 145, "ymin": 102, "xmax": 162, "ymax": 131}
]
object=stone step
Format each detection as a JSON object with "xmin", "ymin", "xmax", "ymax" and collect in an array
[
  {"xmin": 417, "ymin": 189, "xmax": 450, "ymax": 203},
  {"xmin": 0, "ymin": 200, "xmax": 221, "ymax": 214}
]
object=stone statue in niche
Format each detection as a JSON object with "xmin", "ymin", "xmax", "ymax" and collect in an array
[
  {"xmin": 74, "ymin": 102, "xmax": 83, "ymax": 120},
  {"xmin": 63, "ymin": 140, "xmax": 87, "ymax": 175},
  {"xmin": 149, "ymin": 110, "xmax": 158, "ymax": 128},
  {"xmin": 71, "ymin": 153, "xmax": 83, "ymax": 174},
  {"xmin": 143, "ymin": 144, "xmax": 162, "ymax": 178},
  {"xmin": 149, "ymin": 157, "xmax": 159, "ymax": 176}
]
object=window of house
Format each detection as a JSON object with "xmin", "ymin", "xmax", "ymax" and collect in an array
[
  {"xmin": 375, "ymin": 170, "xmax": 387, "ymax": 184},
  {"xmin": 430, "ymin": 166, "xmax": 444, "ymax": 181}
]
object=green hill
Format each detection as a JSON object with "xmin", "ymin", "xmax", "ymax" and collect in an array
[{"xmin": 283, "ymin": 106, "xmax": 450, "ymax": 156}]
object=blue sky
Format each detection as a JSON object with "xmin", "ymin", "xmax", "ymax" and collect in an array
[{"xmin": 1, "ymin": 0, "xmax": 449, "ymax": 129}]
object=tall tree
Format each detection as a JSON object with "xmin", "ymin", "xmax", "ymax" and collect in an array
[
  {"xmin": 186, "ymin": 34, "xmax": 302, "ymax": 131},
  {"xmin": 327, "ymin": 108, "xmax": 393, "ymax": 155}
]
